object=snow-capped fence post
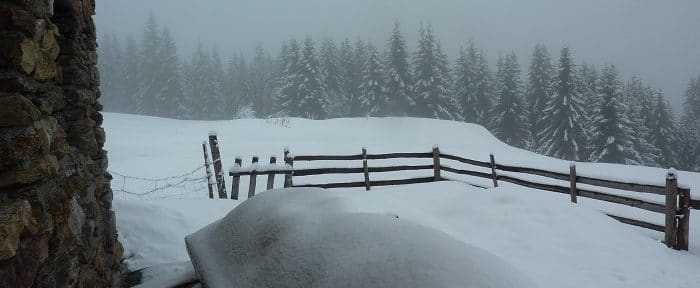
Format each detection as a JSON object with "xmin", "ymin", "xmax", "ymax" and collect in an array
[
  {"xmin": 664, "ymin": 169, "xmax": 678, "ymax": 249},
  {"xmin": 284, "ymin": 148, "xmax": 293, "ymax": 188},
  {"xmin": 248, "ymin": 156, "xmax": 259, "ymax": 198},
  {"xmin": 208, "ymin": 133, "xmax": 227, "ymax": 199},
  {"xmin": 363, "ymin": 147, "xmax": 370, "ymax": 191},
  {"xmin": 569, "ymin": 163, "xmax": 578, "ymax": 203},
  {"xmin": 267, "ymin": 156, "xmax": 277, "ymax": 190},
  {"xmin": 432, "ymin": 146, "xmax": 441, "ymax": 181},
  {"xmin": 231, "ymin": 157, "xmax": 242, "ymax": 200},
  {"xmin": 677, "ymin": 187, "xmax": 691, "ymax": 251},
  {"xmin": 489, "ymin": 154, "xmax": 498, "ymax": 188},
  {"xmin": 202, "ymin": 143, "xmax": 214, "ymax": 199}
]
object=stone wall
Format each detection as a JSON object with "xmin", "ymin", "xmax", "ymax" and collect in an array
[{"xmin": 0, "ymin": 0, "xmax": 123, "ymax": 287}]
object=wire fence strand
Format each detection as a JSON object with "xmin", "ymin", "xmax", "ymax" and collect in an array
[{"xmin": 109, "ymin": 164, "xmax": 212, "ymax": 200}]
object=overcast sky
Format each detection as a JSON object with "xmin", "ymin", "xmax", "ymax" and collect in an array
[{"xmin": 95, "ymin": 0, "xmax": 699, "ymax": 112}]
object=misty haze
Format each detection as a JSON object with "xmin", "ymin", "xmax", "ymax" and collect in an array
[{"xmin": 1, "ymin": 1, "xmax": 699, "ymax": 287}]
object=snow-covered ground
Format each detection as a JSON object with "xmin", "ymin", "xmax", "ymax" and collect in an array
[{"xmin": 104, "ymin": 113, "xmax": 700, "ymax": 288}]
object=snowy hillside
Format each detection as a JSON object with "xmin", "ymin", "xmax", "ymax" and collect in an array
[{"xmin": 103, "ymin": 113, "xmax": 700, "ymax": 288}]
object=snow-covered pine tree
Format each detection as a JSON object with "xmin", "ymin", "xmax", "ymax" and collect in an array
[
  {"xmin": 412, "ymin": 25, "xmax": 457, "ymax": 120},
  {"xmin": 526, "ymin": 44, "xmax": 554, "ymax": 146},
  {"xmin": 295, "ymin": 37, "xmax": 328, "ymax": 119},
  {"xmin": 385, "ymin": 21, "xmax": 413, "ymax": 116},
  {"xmin": 491, "ymin": 52, "xmax": 531, "ymax": 148},
  {"xmin": 649, "ymin": 92, "xmax": 677, "ymax": 168},
  {"xmin": 336, "ymin": 39, "xmax": 355, "ymax": 117},
  {"xmin": 156, "ymin": 28, "xmax": 184, "ymax": 118},
  {"xmin": 319, "ymin": 38, "xmax": 346, "ymax": 118},
  {"xmin": 123, "ymin": 35, "xmax": 141, "ymax": 115},
  {"xmin": 677, "ymin": 77, "xmax": 700, "ymax": 171},
  {"xmin": 574, "ymin": 63, "xmax": 599, "ymax": 159},
  {"xmin": 207, "ymin": 49, "xmax": 227, "ymax": 119},
  {"xmin": 185, "ymin": 43, "xmax": 212, "ymax": 119},
  {"xmin": 275, "ymin": 39, "xmax": 302, "ymax": 117},
  {"xmin": 588, "ymin": 65, "xmax": 639, "ymax": 164},
  {"xmin": 348, "ymin": 39, "xmax": 368, "ymax": 117},
  {"xmin": 623, "ymin": 76, "xmax": 659, "ymax": 166},
  {"xmin": 359, "ymin": 43, "xmax": 388, "ymax": 116},
  {"xmin": 138, "ymin": 13, "xmax": 162, "ymax": 115},
  {"xmin": 250, "ymin": 44, "xmax": 274, "ymax": 117},
  {"xmin": 454, "ymin": 40, "xmax": 493, "ymax": 124},
  {"xmin": 537, "ymin": 46, "xmax": 586, "ymax": 160}
]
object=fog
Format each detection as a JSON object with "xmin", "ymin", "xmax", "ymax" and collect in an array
[{"xmin": 95, "ymin": 0, "xmax": 699, "ymax": 111}]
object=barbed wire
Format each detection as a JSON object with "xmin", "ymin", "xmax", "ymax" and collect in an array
[{"xmin": 109, "ymin": 164, "xmax": 213, "ymax": 200}]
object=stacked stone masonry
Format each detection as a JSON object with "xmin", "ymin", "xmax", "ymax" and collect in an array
[{"xmin": 0, "ymin": 0, "xmax": 123, "ymax": 287}]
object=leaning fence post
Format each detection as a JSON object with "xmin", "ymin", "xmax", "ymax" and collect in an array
[
  {"xmin": 677, "ymin": 186, "xmax": 690, "ymax": 251},
  {"xmin": 231, "ymin": 157, "xmax": 242, "ymax": 200},
  {"xmin": 432, "ymin": 146, "xmax": 441, "ymax": 181},
  {"xmin": 489, "ymin": 153, "xmax": 498, "ymax": 188},
  {"xmin": 569, "ymin": 162, "xmax": 578, "ymax": 203},
  {"xmin": 284, "ymin": 148, "xmax": 294, "ymax": 188},
  {"xmin": 267, "ymin": 156, "xmax": 277, "ymax": 190},
  {"xmin": 202, "ymin": 142, "xmax": 215, "ymax": 199},
  {"xmin": 665, "ymin": 169, "xmax": 679, "ymax": 249},
  {"xmin": 362, "ymin": 147, "xmax": 370, "ymax": 191},
  {"xmin": 208, "ymin": 132, "xmax": 227, "ymax": 198},
  {"xmin": 248, "ymin": 156, "xmax": 259, "ymax": 199}
]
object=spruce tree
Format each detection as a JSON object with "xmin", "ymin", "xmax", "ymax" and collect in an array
[
  {"xmin": 138, "ymin": 13, "xmax": 162, "ymax": 115},
  {"xmin": 207, "ymin": 49, "xmax": 226, "ymax": 119},
  {"xmin": 250, "ymin": 44, "xmax": 274, "ymax": 117},
  {"xmin": 537, "ymin": 46, "xmax": 586, "ymax": 160},
  {"xmin": 677, "ymin": 77, "xmax": 700, "ymax": 171},
  {"xmin": 649, "ymin": 92, "xmax": 677, "ymax": 168},
  {"xmin": 623, "ymin": 76, "xmax": 659, "ymax": 166},
  {"xmin": 359, "ymin": 43, "xmax": 388, "ymax": 116},
  {"xmin": 319, "ymin": 38, "xmax": 346, "ymax": 118},
  {"xmin": 123, "ymin": 35, "xmax": 141, "ymax": 114},
  {"xmin": 295, "ymin": 37, "xmax": 327, "ymax": 119},
  {"xmin": 412, "ymin": 25, "xmax": 457, "ymax": 119},
  {"xmin": 276, "ymin": 39, "xmax": 302, "ymax": 117},
  {"xmin": 348, "ymin": 39, "xmax": 368, "ymax": 116},
  {"xmin": 491, "ymin": 52, "xmax": 531, "ymax": 148},
  {"xmin": 454, "ymin": 40, "xmax": 493, "ymax": 124},
  {"xmin": 336, "ymin": 39, "xmax": 354, "ymax": 117},
  {"xmin": 526, "ymin": 44, "xmax": 554, "ymax": 145},
  {"xmin": 156, "ymin": 28, "xmax": 184, "ymax": 118},
  {"xmin": 385, "ymin": 21, "xmax": 413, "ymax": 116},
  {"xmin": 588, "ymin": 65, "xmax": 638, "ymax": 164}
]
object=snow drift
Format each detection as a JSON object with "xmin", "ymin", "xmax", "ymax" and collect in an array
[{"xmin": 185, "ymin": 188, "xmax": 539, "ymax": 288}]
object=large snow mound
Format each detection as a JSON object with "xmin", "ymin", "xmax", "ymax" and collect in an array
[{"xmin": 185, "ymin": 188, "xmax": 539, "ymax": 288}]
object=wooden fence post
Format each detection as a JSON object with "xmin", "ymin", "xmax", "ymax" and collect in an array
[
  {"xmin": 569, "ymin": 162, "xmax": 578, "ymax": 203},
  {"xmin": 284, "ymin": 148, "xmax": 294, "ymax": 188},
  {"xmin": 489, "ymin": 154, "xmax": 498, "ymax": 188},
  {"xmin": 362, "ymin": 147, "xmax": 370, "ymax": 191},
  {"xmin": 267, "ymin": 156, "xmax": 277, "ymax": 190},
  {"xmin": 665, "ymin": 169, "xmax": 678, "ymax": 249},
  {"xmin": 248, "ymin": 156, "xmax": 259, "ymax": 198},
  {"xmin": 432, "ymin": 146, "xmax": 441, "ymax": 181},
  {"xmin": 677, "ymin": 187, "xmax": 690, "ymax": 251},
  {"xmin": 202, "ymin": 143, "xmax": 215, "ymax": 199},
  {"xmin": 208, "ymin": 133, "xmax": 227, "ymax": 199},
  {"xmin": 231, "ymin": 157, "xmax": 242, "ymax": 200}
]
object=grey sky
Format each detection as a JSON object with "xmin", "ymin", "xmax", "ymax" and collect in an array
[{"xmin": 95, "ymin": 0, "xmax": 699, "ymax": 112}]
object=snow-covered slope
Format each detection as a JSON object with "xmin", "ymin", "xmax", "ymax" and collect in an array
[{"xmin": 103, "ymin": 113, "xmax": 700, "ymax": 288}]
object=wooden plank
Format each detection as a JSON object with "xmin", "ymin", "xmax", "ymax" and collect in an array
[
  {"xmin": 432, "ymin": 147, "xmax": 441, "ymax": 181},
  {"xmin": 605, "ymin": 214, "xmax": 665, "ymax": 232},
  {"xmin": 208, "ymin": 134, "xmax": 227, "ymax": 199},
  {"xmin": 489, "ymin": 154, "xmax": 498, "ymax": 188},
  {"xmin": 266, "ymin": 156, "xmax": 276, "ymax": 190},
  {"xmin": 365, "ymin": 152, "xmax": 433, "ymax": 160},
  {"xmin": 230, "ymin": 164, "xmax": 434, "ymax": 177},
  {"xmin": 440, "ymin": 165, "xmax": 493, "ymax": 179},
  {"xmin": 202, "ymin": 143, "xmax": 214, "ymax": 199},
  {"xmin": 497, "ymin": 175, "xmax": 570, "ymax": 195},
  {"xmin": 577, "ymin": 176, "xmax": 666, "ymax": 195},
  {"xmin": 248, "ymin": 156, "xmax": 259, "ymax": 199},
  {"xmin": 294, "ymin": 154, "xmax": 364, "ymax": 161},
  {"xmin": 577, "ymin": 188, "xmax": 666, "ymax": 214},
  {"xmin": 294, "ymin": 177, "xmax": 437, "ymax": 189},
  {"xmin": 231, "ymin": 158, "xmax": 242, "ymax": 200},
  {"xmin": 439, "ymin": 153, "xmax": 491, "ymax": 168},
  {"xmin": 495, "ymin": 164, "xmax": 570, "ymax": 182},
  {"xmin": 362, "ymin": 148, "xmax": 370, "ymax": 191},
  {"xmin": 569, "ymin": 163, "xmax": 578, "ymax": 203},
  {"xmin": 665, "ymin": 170, "xmax": 678, "ymax": 249},
  {"xmin": 678, "ymin": 188, "xmax": 690, "ymax": 251}
]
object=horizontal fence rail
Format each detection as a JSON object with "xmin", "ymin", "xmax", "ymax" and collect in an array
[{"xmin": 206, "ymin": 139, "xmax": 695, "ymax": 251}]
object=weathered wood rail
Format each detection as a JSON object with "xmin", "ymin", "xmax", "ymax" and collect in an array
[{"xmin": 202, "ymin": 139, "xmax": 696, "ymax": 251}]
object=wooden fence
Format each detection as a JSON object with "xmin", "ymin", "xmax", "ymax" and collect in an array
[{"xmin": 203, "ymin": 135, "xmax": 696, "ymax": 251}]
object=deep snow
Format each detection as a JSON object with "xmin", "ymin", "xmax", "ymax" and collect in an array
[{"xmin": 103, "ymin": 113, "xmax": 700, "ymax": 288}]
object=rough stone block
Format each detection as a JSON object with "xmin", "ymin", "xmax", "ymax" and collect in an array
[
  {"xmin": 0, "ymin": 199, "xmax": 38, "ymax": 260},
  {"xmin": 0, "ymin": 94, "xmax": 41, "ymax": 127}
]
